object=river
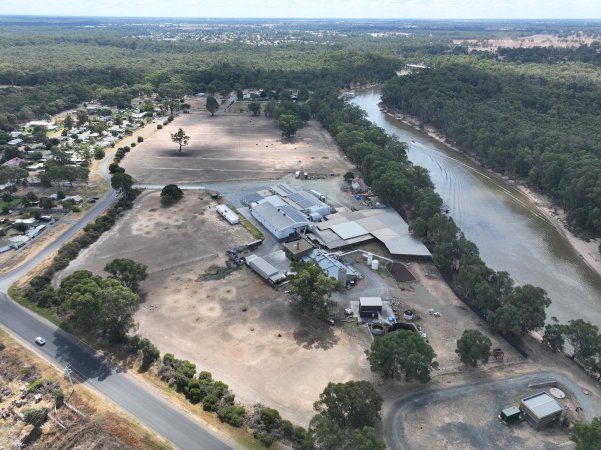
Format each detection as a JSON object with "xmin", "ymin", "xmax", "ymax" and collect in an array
[{"xmin": 352, "ymin": 88, "xmax": 601, "ymax": 327}]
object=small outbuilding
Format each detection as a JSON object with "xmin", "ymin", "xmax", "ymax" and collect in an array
[
  {"xmin": 359, "ymin": 297, "xmax": 383, "ymax": 319},
  {"xmin": 499, "ymin": 406, "xmax": 522, "ymax": 425},
  {"xmin": 246, "ymin": 254, "xmax": 286, "ymax": 285},
  {"xmin": 283, "ymin": 239, "xmax": 314, "ymax": 261},
  {"xmin": 520, "ymin": 392, "xmax": 564, "ymax": 430}
]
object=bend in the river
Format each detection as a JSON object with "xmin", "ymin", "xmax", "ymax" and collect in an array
[{"xmin": 352, "ymin": 88, "xmax": 601, "ymax": 328}]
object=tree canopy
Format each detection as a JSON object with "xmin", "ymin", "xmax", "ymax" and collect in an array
[
  {"xmin": 571, "ymin": 417, "xmax": 601, "ymax": 450},
  {"xmin": 277, "ymin": 113, "xmax": 303, "ymax": 138},
  {"xmin": 455, "ymin": 329, "xmax": 492, "ymax": 366},
  {"xmin": 170, "ymin": 128, "xmax": 190, "ymax": 152},
  {"xmin": 160, "ymin": 184, "xmax": 184, "ymax": 206},
  {"xmin": 104, "ymin": 258, "xmax": 148, "ymax": 292},
  {"xmin": 367, "ymin": 330, "xmax": 437, "ymax": 382},
  {"xmin": 289, "ymin": 260, "xmax": 338, "ymax": 318},
  {"xmin": 206, "ymin": 96, "xmax": 219, "ymax": 115}
]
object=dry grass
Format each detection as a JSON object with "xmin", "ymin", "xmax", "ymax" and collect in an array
[{"xmin": 0, "ymin": 328, "xmax": 172, "ymax": 450}]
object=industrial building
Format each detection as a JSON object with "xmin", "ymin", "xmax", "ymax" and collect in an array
[
  {"xmin": 301, "ymin": 249, "xmax": 359, "ymax": 286},
  {"xmin": 246, "ymin": 254, "xmax": 286, "ymax": 285},
  {"xmin": 519, "ymin": 392, "xmax": 564, "ymax": 430},
  {"xmin": 250, "ymin": 199, "xmax": 311, "ymax": 240},
  {"xmin": 216, "ymin": 204, "xmax": 240, "ymax": 225},
  {"xmin": 359, "ymin": 297, "xmax": 383, "ymax": 319},
  {"xmin": 308, "ymin": 207, "xmax": 431, "ymax": 258}
]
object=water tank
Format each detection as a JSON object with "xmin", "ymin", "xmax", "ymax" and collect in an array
[
  {"xmin": 371, "ymin": 259, "xmax": 379, "ymax": 270},
  {"xmin": 366, "ymin": 254, "xmax": 373, "ymax": 265}
]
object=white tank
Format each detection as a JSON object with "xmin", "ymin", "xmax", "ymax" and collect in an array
[
  {"xmin": 366, "ymin": 254, "xmax": 373, "ymax": 265},
  {"xmin": 371, "ymin": 259, "xmax": 379, "ymax": 270}
]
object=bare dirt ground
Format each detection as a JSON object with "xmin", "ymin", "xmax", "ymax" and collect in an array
[
  {"xmin": 58, "ymin": 191, "xmax": 372, "ymax": 425},
  {"xmin": 453, "ymin": 33, "xmax": 596, "ymax": 51},
  {"xmin": 120, "ymin": 111, "xmax": 352, "ymax": 184},
  {"xmin": 386, "ymin": 371, "xmax": 577, "ymax": 450}
]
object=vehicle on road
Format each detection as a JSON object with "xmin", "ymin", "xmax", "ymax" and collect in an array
[{"xmin": 34, "ymin": 337, "xmax": 45, "ymax": 345}]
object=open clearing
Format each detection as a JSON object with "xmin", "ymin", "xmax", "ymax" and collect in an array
[
  {"xmin": 120, "ymin": 112, "xmax": 352, "ymax": 184},
  {"xmin": 385, "ymin": 371, "xmax": 582, "ymax": 450},
  {"xmin": 59, "ymin": 191, "xmax": 372, "ymax": 425}
]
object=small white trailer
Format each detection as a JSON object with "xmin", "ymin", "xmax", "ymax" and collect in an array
[{"xmin": 216, "ymin": 204, "xmax": 240, "ymax": 225}]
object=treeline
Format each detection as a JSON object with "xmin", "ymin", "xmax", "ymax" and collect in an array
[
  {"xmin": 0, "ymin": 51, "xmax": 399, "ymax": 131},
  {"xmin": 310, "ymin": 86, "xmax": 551, "ymax": 340},
  {"xmin": 382, "ymin": 60, "xmax": 601, "ymax": 237},
  {"xmin": 497, "ymin": 43, "xmax": 601, "ymax": 65}
]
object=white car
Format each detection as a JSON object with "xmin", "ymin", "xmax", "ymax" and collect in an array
[{"xmin": 34, "ymin": 337, "xmax": 46, "ymax": 346}]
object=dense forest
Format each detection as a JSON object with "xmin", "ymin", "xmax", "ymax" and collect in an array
[{"xmin": 382, "ymin": 55, "xmax": 601, "ymax": 237}]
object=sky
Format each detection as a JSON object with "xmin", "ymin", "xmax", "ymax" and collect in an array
[{"xmin": 2, "ymin": 0, "xmax": 600, "ymax": 19}]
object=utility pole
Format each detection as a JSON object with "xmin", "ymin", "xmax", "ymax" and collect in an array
[{"xmin": 64, "ymin": 364, "xmax": 74, "ymax": 402}]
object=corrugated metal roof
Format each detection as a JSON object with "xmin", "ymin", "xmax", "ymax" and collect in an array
[
  {"xmin": 360, "ymin": 297, "xmax": 383, "ymax": 307},
  {"xmin": 330, "ymin": 222, "xmax": 369, "ymax": 240},
  {"xmin": 253, "ymin": 202, "xmax": 309, "ymax": 231},
  {"xmin": 521, "ymin": 393, "xmax": 563, "ymax": 419}
]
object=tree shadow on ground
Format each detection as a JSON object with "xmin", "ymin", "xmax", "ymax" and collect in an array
[{"xmin": 293, "ymin": 322, "xmax": 339, "ymax": 350}]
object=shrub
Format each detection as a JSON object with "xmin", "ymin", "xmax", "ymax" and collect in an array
[
  {"xmin": 94, "ymin": 148, "xmax": 105, "ymax": 160},
  {"xmin": 217, "ymin": 405, "xmax": 246, "ymax": 427},
  {"xmin": 203, "ymin": 394, "xmax": 220, "ymax": 412},
  {"xmin": 108, "ymin": 162, "xmax": 124, "ymax": 174},
  {"xmin": 130, "ymin": 142, "xmax": 136, "ymax": 148},
  {"xmin": 23, "ymin": 407, "xmax": 48, "ymax": 428},
  {"xmin": 260, "ymin": 407, "xmax": 282, "ymax": 433},
  {"xmin": 137, "ymin": 136, "xmax": 144, "ymax": 143},
  {"xmin": 254, "ymin": 431, "xmax": 274, "ymax": 448},
  {"xmin": 157, "ymin": 124, "xmax": 163, "ymax": 130},
  {"xmin": 55, "ymin": 388, "xmax": 64, "ymax": 407},
  {"xmin": 27, "ymin": 379, "xmax": 45, "ymax": 392}
]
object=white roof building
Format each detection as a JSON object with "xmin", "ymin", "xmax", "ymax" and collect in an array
[{"xmin": 251, "ymin": 200, "xmax": 311, "ymax": 240}]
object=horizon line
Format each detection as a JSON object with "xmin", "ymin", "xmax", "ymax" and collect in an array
[{"xmin": 1, "ymin": 14, "xmax": 601, "ymax": 21}]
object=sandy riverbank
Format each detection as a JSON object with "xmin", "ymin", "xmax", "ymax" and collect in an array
[{"xmin": 381, "ymin": 105, "xmax": 601, "ymax": 279}]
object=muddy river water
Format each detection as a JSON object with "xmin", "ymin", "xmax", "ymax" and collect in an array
[{"xmin": 352, "ymin": 88, "xmax": 601, "ymax": 327}]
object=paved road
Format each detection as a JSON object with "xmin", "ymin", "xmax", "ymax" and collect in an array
[{"xmin": 0, "ymin": 147, "xmax": 234, "ymax": 449}]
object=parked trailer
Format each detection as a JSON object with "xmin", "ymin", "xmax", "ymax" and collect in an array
[
  {"xmin": 309, "ymin": 190, "xmax": 325, "ymax": 201},
  {"xmin": 216, "ymin": 204, "xmax": 240, "ymax": 225},
  {"xmin": 246, "ymin": 254, "xmax": 285, "ymax": 284}
]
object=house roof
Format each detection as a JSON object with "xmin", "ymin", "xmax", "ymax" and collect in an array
[{"xmin": 2, "ymin": 157, "xmax": 24, "ymax": 167}]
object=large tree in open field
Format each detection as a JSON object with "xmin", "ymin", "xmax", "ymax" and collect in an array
[
  {"xmin": 277, "ymin": 113, "xmax": 303, "ymax": 138},
  {"xmin": 170, "ymin": 128, "xmax": 190, "ymax": 152},
  {"xmin": 455, "ymin": 329, "xmax": 492, "ymax": 366},
  {"xmin": 160, "ymin": 184, "xmax": 184, "ymax": 206},
  {"xmin": 367, "ymin": 330, "xmax": 437, "ymax": 382},
  {"xmin": 206, "ymin": 96, "xmax": 219, "ymax": 115}
]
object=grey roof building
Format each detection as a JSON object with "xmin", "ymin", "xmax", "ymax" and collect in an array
[
  {"xmin": 251, "ymin": 200, "xmax": 311, "ymax": 240},
  {"xmin": 520, "ymin": 392, "xmax": 564, "ymax": 430}
]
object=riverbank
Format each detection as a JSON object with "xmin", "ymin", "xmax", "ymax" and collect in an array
[{"xmin": 380, "ymin": 104, "xmax": 601, "ymax": 280}]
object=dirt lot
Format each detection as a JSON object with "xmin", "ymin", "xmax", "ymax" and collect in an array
[
  {"xmin": 58, "ymin": 191, "xmax": 372, "ymax": 425},
  {"xmin": 385, "ymin": 371, "xmax": 579, "ymax": 450},
  {"xmin": 120, "ymin": 112, "xmax": 352, "ymax": 184}
]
